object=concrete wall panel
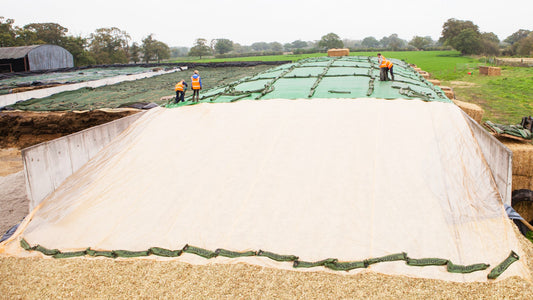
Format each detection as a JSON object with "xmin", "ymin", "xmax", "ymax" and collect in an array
[{"xmin": 23, "ymin": 111, "xmax": 145, "ymax": 211}]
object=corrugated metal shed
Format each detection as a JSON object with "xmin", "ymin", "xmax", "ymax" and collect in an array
[
  {"xmin": 0, "ymin": 45, "xmax": 41, "ymax": 59},
  {"xmin": 0, "ymin": 45, "xmax": 74, "ymax": 72}
]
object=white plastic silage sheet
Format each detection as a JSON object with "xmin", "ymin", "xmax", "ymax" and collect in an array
[{"xmin": 1, "ymin": 99, "xmax": 529, "ymax": 282}]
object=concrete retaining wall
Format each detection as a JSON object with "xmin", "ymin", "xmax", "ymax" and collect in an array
[
  {"xmin": 22, "ymin": 111, "xmax": 146, "ymax": 211},
  {"xmin": 463, "ymin": 111, "xmax": 513, "ymax": 205},
  {"xmin": 0, "ymin": 67, "xmax": 184, "ymax": 108}
]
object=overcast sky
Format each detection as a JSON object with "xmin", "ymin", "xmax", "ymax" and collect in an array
[{"xmin": 4, "ymin": 0, "xmax": 532, "ymax": 47}]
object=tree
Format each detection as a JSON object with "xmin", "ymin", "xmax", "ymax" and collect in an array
[
  {"xmin": 153, "ymin": 41, "xmax": 170, "ymax": 63},
  {"xmin": 141, "ymin": 34, "xmax": 156, "ymax": 63},
  {"xmin": 504, "ymin": 29, "xmax": 531, "ymax": 45},
  {"xmin": 318, "ymin": 32, "xmax": 343, "ymax": 49},
  {"xmin": 439, "ymin": 18, "xmax": 483, "ymax": 54},
  {"xmin": 380, "ymin": 34, "xmax": 406, "ymax": 50},
  {"xmin": 23, "ymin": 22, "xmax": 68, "ymax": 45},
  {"xmin": 479, "ymin": 32, "xmax": 500, "ymax": 56},
  {"xmin": 62, "ymin": 35, "xmax": 95, "ymax": 66},
  {"xmin": 361, "ymin": 36, "xmax": 380, "ymax": 48},
  {"xmin": 516, "ymin": 32, "xmax": 533, "ymax": 56},
  {"xmin": 504, "ymin": 29, "xmax": 531, "ymax": 55},
  {"xmin": 291, "ymin": 40, "xmax": 307, "ymax": 49},
  {"xmin": 251, "ymin": 42, "xmax": 269, "ymax": 51},
  {"xmin": 451, "ymin": 28, "xmax": 482, "ymax": 55},
  {"xmin": 130, "ymin": 42, "xmax": 140, "ymax": 63},
  {"xmin": 188, "ymin": 38, "xmax": 212, "ymax": 59},
  {"xmin": 269, "ymin": 42, "xmax": 283, "ymax": 52},
  {"xmin": 170, "ymin": 47, "xmax": 189, "ymax": 57},
  {"xmin": 0, "ymin": 17, "xmax": 18, "ymax": 47},
  {"xmin": 214, "ymin": 38, "xmax": 233, "ymax": 54},
  {"xmin": 409, "ymin": 36, "xmax": 432, "ymax": 50},
  {"xmin": 89, "ymin": 27, "xmax": 130, "ymax": 64}
]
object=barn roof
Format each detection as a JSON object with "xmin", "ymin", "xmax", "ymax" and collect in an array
[{"xmin": 0, "ymin": 45, "xmax": 42, "ymax": 60}]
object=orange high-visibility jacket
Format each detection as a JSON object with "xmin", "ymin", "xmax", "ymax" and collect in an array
[
  {"xmin": 191, "ymin": 75, "xmax": 201, "ymax": 90},
  {"xmin": 379, "ymin": 55, "xmax": 388, "ymax": 68},
  {"xmin": 175, "ymin": 81, "xmax": 184, "ymax": 92},
  {"xmin": 385, "ymin": 59, "xmax": 393, "ymax": 69}
]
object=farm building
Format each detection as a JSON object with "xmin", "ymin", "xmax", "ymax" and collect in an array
[
  {"xmin": 0, "ymin": 45, "xmax": 74, "ymax": 73},
  {"xmin": 0, "ymin": 57, "xmax": 530, "ymax": 285}
]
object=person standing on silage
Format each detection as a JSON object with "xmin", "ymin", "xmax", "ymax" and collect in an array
[
  {"xmin": 174, "ymin": 79, "xmax": 188, "ymax": 103},
  {"xmin": 191, "ymin": 70, "xmax": 202, "ymax": 102}
]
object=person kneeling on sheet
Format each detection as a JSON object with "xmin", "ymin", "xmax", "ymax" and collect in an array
[{"xmin": 174, "ymin": 79, "xmax": 188, "ymax": 103}]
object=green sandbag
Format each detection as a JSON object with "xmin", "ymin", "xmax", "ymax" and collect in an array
[
  {"xmin": 487, "ymin": 251, "xmax": 520, "ymax": 280},
  {"xmin": 182, "ymin": 245, "xmax": 218, "ymax": 259},
  {"xmin": 446, "ymin": 261, "xmax": 490, "ymax": 273},
  {"xmin": 53, "ymin": 250, "xmax": 87, "ymax": 258},
  {"xmin": 406, "ymin": 257, "xmax": 449, "ymax": 266},
  {"xmin": 324, "ymin": 260, "xmax": 367, "ymax": 271},
  {"xmin": 86, "ymin": 249, "xmax": 116, "ymax": 258},
  {"xmin": 293, "ymin": 258, "xmax": 338, "ymax": 268},
  {"xmin": 34, "ymin": 245, "xmax": 60, "ymax": 256},
  {"xmin": 257, "ymin": 250, "xmax": 298, "ymax": 262},
  {"xmin": 113, "ymin": 249, "xmax": 150, "ymax": 258},
  {"xmin": 20, "ymin": 238, "xmax": 33, "ymax": 250},
  {"xmin": 149, "ymin": 247, "xmax": 183, "ymax": 257},
  {"xmin": 366, "ymin": 252, "xmax": 407, "ymax": 265},
  {"xmin": 215, "ymin": 248, "xmax": 256, "ymax": 258}
]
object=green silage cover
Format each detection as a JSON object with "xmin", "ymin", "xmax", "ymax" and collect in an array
[{"xmin": 166, "ymin": 56, "xmax": 451, "ymax": 107}]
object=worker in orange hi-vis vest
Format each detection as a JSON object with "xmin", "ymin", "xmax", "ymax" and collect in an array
[
  {"xmin": 377, "ymin": 53, "xmax": 390, "ymax": 81},
  {"xmin": 191, "ymin": 70, "xmax": 202, "ymax": 103},
  {"xmin": 174, "ymin": 79, "xmax": 188, "ymax": 103}
]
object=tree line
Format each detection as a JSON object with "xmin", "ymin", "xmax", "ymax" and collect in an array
[
  {"xmin": 1, "ymin": 16, "xmax": 532, "ymax": 67},
  {"xmin": 0, "ymin": 17, "xmax": 170, "ymax": 66}
]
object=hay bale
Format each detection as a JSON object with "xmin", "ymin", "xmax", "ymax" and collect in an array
[
  {"xmin": 453, "ymin": 100, "xmax": 484, "ymax": 124},
  {"xmin": 512, "ymin": 175, "xmax": 533, "ymax": 191},
  {"xmin": 439, "ymin": 86, "xmax": 454, "ymax": 100},
  {"xmin": 417, "ymin": 70, "xmax": 430, "ymax": 79},
  {"xmin": 327, "ymin": 48, "xmax": 350, "ymax": 57},
  {"xmin": 503, "ymin": 141, "xmax": 533, "ymax": 176},
  {"xmin": 428, "ymin": 79, "xmax": 441, "ymax": 86},
  {"xmin": 414, "ymin": 67, "xmax": 422, "ymax": 72},
  {"xmin": 488, "ymin": 67, "xmax": 501, "ymax": 76},
  {"xmin": 479, "ymin": 66, "xmax": 501, "ymax": 76},
  {"xmin": 514, "ymin": 200, "xmax": 533, "ymax": 223}
]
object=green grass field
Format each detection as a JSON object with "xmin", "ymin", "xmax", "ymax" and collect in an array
[{"xmin": 176, "ymin": 51, "xmax": 532, "ymax": 125}]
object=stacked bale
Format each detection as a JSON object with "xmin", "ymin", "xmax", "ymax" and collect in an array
[
  {"xmin": 453, "ymin": 100, "xmax": 484, "ymax": 124},
  {"xmin": 439, "ymin": 86, "xmax": 455, "ymax": 100},
  {"xmin": 418, "ymin": 71, "xmax": 430, "ymax": 79},
  {"xmin": 428, "ymin": 79, "xmax": 441, "ymax": 86},
  {"xmin": 479, "ymin": 66, "xmax": 501, "ymax": 76},
  {"xmin": 327, "ymin": 48, "xmax": 350, "ymax": 57},
  {"xmin": 503, "ymin": 140, "xmax": 533, "ymax": 190}
]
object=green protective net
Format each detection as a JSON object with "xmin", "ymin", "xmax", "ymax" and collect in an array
[
  {"xmin": 165, "ymin": 56, "xmax": 451, "ymax": 108},
  {"xmin": 5, "ymin": 65, "xmax": 275, "ymax": 111},
  {"xmin": 19, "ymin": 238, "xmax": 518, "ymax": 277}
]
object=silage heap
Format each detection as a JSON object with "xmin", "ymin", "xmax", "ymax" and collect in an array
[{"xmin": 1, "ymin": 57, "xmax": 530, "ymax": 283}]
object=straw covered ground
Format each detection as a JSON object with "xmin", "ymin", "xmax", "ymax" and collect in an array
[{"xmin": 1, "ymin": 249, "xmax": 533, "ymax": 299}]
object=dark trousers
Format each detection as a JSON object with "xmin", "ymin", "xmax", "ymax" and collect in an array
[
  {"xmin": 175, "ymin": 91, "xmax": 185, "ymax": 103},
  {"xmin": 389, "ymin": 66, "xmax": 394, "ymax": 81},
  {"xmin": 192, "ymin": 89, "xmax": 200, "ymax": 101},
  {"xmin": 380, "ymin": 67, "xmax": 389, "ymax": 81}
]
